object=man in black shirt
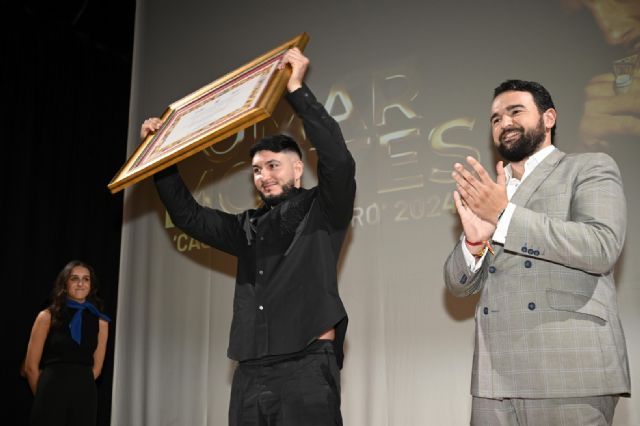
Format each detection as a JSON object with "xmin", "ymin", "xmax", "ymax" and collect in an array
[{"xmin": 144, "ymin": 48, "xmax": 356, "ymax": 426}]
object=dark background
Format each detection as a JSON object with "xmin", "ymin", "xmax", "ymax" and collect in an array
[{"xmin": 3, "ymin": 1, "xmax": 136, "ymax": 424}]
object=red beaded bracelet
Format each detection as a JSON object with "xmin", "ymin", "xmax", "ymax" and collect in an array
[{"xmin": 465, "ymin": 238, "xmax": 495, "ymax": 257}]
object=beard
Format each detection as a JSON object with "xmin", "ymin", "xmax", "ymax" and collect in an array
[
  {"xmin": 259, "ymin": 180, "xmax": 297, "ymax": 207},
  {"xmin": 496, "ymin": 116, "xmax": 546, "ymax": 162}
]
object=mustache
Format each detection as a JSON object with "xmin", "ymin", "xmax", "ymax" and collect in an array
[
  {"xmin": 499, "ymin": 126, "xmax": 524, "ymax": 141},
  {"xmin": 260, "ymin": 180, "xmax": 278, "ymax": 189}
]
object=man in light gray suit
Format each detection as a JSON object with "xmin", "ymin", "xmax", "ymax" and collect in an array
[{"xmin": 444, "ymin": 80, "xmax": 630, "ymax": 425}]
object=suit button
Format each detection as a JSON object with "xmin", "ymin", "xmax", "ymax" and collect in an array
[
  {"xmin": 524, "ymin": 260, "xmax": 532, "ymax": 268},
  {"xmin": 258, "ymin": 270, "xmax": 264, "ymax": 275},
  {"xmin": 258, "ymin": 305, "xmax": 264, "ymax": 310},
  {"xmin": 528, "ymin": 249, "xmax": 534, "ymax": 255},
  {"xmin": 483, "ymin": 307, "xmax": 489, "ymax": 315},
  {"xmin": 533, "ymin": 250, "xmax": 540, "ymax": 256},
  {"xmin": 488, "ymin": 266, "xmax": 496, "ymax": 273},
  {"xmin": 528, "ymin": 302, "xmax": 536, "ymax": 311},
  {"xmin": 521, "ymin": 246, "xmax": 528, "ymax": 253}
]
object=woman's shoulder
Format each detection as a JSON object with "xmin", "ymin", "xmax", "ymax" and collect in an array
[
  {"xmin": 32, "ymin": 309, "xmax": 52, "ymax": 331},
  {"xmin": 36, "ymin": 309, "xmax": 52, "ymax": 322}
]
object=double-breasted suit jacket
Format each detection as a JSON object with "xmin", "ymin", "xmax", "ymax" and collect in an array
[{"xmin": 444, "ymin": 148, "xmax": 631, "ymax": 399}]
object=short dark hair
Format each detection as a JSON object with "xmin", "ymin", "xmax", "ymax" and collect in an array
[
  {"xmin": 249, "ymin": 134, "xmax": 302, "ymax": 160},
  {"xmin": 493, "ymin": 79, "xmax": 557, "ymax": 143}
]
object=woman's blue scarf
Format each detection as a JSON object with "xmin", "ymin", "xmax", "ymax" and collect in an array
[{"xmin": 66, "ymin": 299, "xmax": 112, "ymax": 344}]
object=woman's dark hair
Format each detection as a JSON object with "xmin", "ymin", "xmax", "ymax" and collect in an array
[
  {"xmin": 493, "ymin": 79, "xmax": 557, "ymax": 143},
  {"xmin": 48, "ymin": 260, "xmax": 103, "ymax": 325},
  {"xmin": 249, "ymin": 134, "xmax": 302, "ymax": 160}
]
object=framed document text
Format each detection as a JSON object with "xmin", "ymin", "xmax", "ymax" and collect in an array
[{"xmin": 108, "ymin": 32, "xmax": 310, "ymax": 194}]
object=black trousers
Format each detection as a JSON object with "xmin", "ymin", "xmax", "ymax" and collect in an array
[
  {"xmin": 229, "ymin": 340, "xmax": 342, "ymax": 426},
  {"xmin": 30, "ymin": 364, "xmax": 97, "ymax": 426}
]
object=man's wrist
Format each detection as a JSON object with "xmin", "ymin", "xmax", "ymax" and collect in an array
[
  {"xmin": 464, "ymin": 238, "xmax": 485, "ymax": 256},
  {"xmin": 287, "ymin": 82, "xmax": 303, "ymax": 92},
  {"xmin": 464, "ymin": 238, "xmax": 494, "ymax": 257},
  {"xmin": 489, "ymin": 206, "xmax": 507, "ymax": 226}
]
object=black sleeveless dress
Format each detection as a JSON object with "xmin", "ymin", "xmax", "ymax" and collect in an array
[{"xmin": 30, "ymin": 306, "xmax": 100, "ymax": 426}]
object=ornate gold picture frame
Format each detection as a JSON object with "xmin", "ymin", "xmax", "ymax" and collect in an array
[{"xmin": 108, "ymin": 32, "xmax": 309, "ymax": 194}]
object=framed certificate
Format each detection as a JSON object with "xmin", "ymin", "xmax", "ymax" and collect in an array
[{"xmin": 108, "ymin": 32, "xmax": 310, "ymax": 194}]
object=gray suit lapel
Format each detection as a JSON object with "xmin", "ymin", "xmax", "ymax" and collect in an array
[{"xmin": 510, "ymin": 149, "xmax": 566, "ymax": 207}]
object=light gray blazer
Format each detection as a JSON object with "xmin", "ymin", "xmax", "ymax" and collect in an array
[{"xmin": 444, "ymin": 149, "xmax": 631, "ymax": 399}]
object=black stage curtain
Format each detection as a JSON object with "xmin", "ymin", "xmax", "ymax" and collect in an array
[{"xmin": 3, "ymin": 2, "xmax": 135, "ymax": 425}]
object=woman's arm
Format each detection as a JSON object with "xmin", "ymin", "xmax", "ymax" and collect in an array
[
  {"xmin": 92, "ymin": 319, "xmax": 109, "ymax": 379},
  {"xmin": 24, "ymin": 310, "xmax": 51, "ymax": 395}
]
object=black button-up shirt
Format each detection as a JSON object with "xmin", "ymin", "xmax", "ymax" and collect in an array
[{"xmin": 154, "ymin": 85, "xmax": 356, "ymax": 368}]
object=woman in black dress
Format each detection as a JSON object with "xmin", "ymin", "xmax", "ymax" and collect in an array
[{"xmin": 24, "ymin": 260, "xmax": 111, "ymax": 426}]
